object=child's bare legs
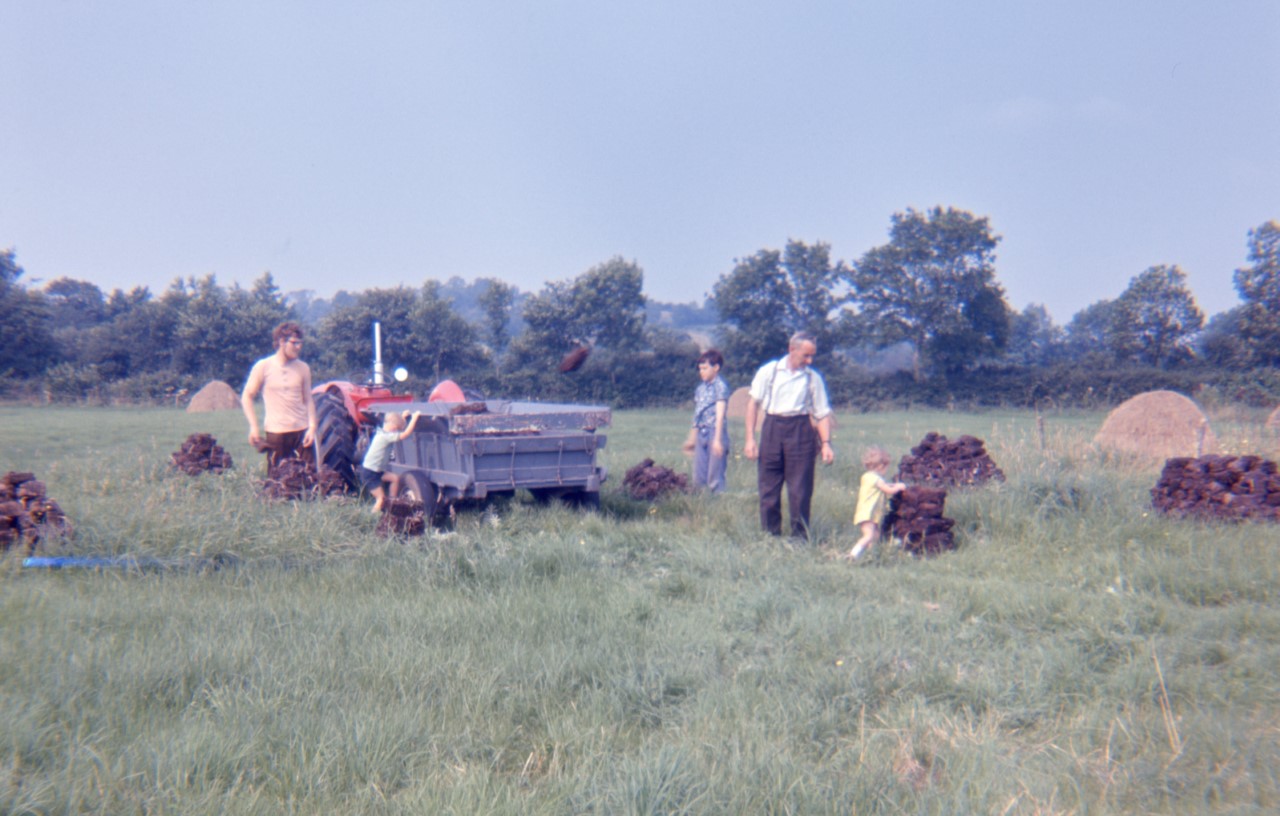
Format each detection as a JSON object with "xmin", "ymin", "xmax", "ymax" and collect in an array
[
  {"xmin": 370, "ymin": 486, "xmax": 387, "ymax": 513},
  {"xmin": 845, "ymin": 521, "xmax": 880, "ymax": 560},
  {"xmin": 384, "ymin": 472, "xmax": 401, "ymax": 498}
]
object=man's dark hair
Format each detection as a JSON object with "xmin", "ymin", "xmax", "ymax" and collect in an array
[
  {"xmin": 273, "ymin": 321, "xmax": 304, "ymax": 346},
  {"xmin": 697, "ymin": 348, "xmax": 724, "ymax": 368}
]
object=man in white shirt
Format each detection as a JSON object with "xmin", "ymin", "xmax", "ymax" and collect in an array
[{"xmin": 743, "ymin": 331, "xmax": 835, "ymax": 540}]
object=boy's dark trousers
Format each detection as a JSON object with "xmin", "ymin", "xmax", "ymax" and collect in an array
[{"xmin": 757, "ymin": 414, "xmax": 818, "ymax": 539}]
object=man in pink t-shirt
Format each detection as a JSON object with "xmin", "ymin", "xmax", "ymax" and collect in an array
[{"xmin": 241, "ymin": 322, "xmax": 318, "ymax": 468}]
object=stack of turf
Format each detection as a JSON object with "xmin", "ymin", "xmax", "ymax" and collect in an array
[
  {"xmin": 1151, "ymin": 454, "xmax": 1280, "ymax": 522},
  {"xmin": 883, "ymin": 485, "xmax": 956, "ymax": 556},
  {"xmin": 259, "ymin": 459, "xmax": 347, "ymax": 500},
  {"xmin": 170, "ymin": 433, "xmax": 234, "ymax": 475},
  {"xmin": 623, "ymin": 458, "xmax": 689, "ymax": 500},
  {"xmin": 0, "ymin": 472, "xmax": 73, "ymax": 553},
  {"xmin": 896, "ymin": 432, "xmax": 1005, "ymax": 487},
  {"xmin": 376, "ymin": 497, "xmax": 427, "ymax": 537}
]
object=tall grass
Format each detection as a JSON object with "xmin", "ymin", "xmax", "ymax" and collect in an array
[{"xmin": 2, "ymin": 404, "xmax": 1278, "ymax": 813}]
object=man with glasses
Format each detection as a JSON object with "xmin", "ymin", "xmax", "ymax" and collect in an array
[{"xmin": 241, "ymin": 321, "xmax": 318, "ymax": 469}]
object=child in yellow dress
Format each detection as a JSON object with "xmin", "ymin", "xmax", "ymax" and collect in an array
[{"xmin": 844, "ymin": 446, "xmax": 906, "ymax": 560}]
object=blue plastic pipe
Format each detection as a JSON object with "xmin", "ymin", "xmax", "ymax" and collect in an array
[{"xmin": 23, "ymin": 556, "xmax": 165, "ymax": 570}]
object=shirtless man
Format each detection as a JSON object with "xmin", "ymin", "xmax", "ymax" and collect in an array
[{"xmin": 241, "ymin": 321, "xmax": 318, "ymax": 468}]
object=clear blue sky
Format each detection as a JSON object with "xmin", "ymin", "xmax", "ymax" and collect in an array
[{"xmin": 4, "ymin": 0, "xmax": 1277, "ymax": 324}]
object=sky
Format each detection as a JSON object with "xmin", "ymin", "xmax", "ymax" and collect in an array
[{"xmin": 3, "ymin": 0, "xmax": 1278, "ymax": 324}]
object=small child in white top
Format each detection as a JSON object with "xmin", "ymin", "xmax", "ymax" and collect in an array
[
  {"xmin": 844, "ymin": 445, "xmax": 907, "ymax": 560},
  {"xmin": 359, "ymin": 410, "xmax": 422, "ymax": 513}
]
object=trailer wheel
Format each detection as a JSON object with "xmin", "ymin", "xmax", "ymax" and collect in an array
[
  {"xmin": 315, "ymin": 388, "xmax": 359, "ymax": 491},
  {"xmin": 400, "ymin": 471, "xmax": 438, "ymax": 520},
  {"xmin": 564, "ymin": 490, "xmax": 601, "ymax": 511}
]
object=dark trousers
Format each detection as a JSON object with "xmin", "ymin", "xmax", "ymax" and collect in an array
[
  {"xmin": 757, "ymin": 414, "xmax": 818, "ymax": 539},
  {"xmin": 264, "ymin": 430, "xmax": 314, "ymax": 469}
]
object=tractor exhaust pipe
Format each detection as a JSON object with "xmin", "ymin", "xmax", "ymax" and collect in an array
[{"xmin": 373, "ymin": 321, "xmax": 386, "ymax": 385}]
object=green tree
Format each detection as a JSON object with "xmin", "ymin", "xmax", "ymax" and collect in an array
[
  {"xmin": 1, "ymin": 249, "xmax": 22, "ymax": 286},
  {"xmin": 850, "ymin": 207, "xmax": 1011, "ymax": 380},
  {"xmin": 285, "ymin": 289, "xmax": 330, "ymax": 327},
  {"xmin": 1109, "ymin": 265, "xmax": 1203, "ymax": 368},
  {"xmin": 314, "ymin": 287, "xmax": 421, "ymax": 381},
  {"xmin": 506, "ymin": 259, "xmax": 649, "ymax": 402},
  {"xmin": 1199, "ymin": 307, "xmax": 1252, "ymax": 370},
  {"xmin": 477, "ymin": 277, "xmax": 516, "ymax": 362},
  {"xmin": 710, "ymin": 249, "xmax": 791, "ymax": 368},
  {"xmin": 313, "ymin": 284, "xmax": 480, "ymax": 388},
  {"xmin": 40, "ymin": 278, "xmax": 108, "ymax": 371},
  {"xmin": 781, "ymin": 240, "xmax": 846, "ymax": 344},
  {"xmin": 172, "ymin": 273, "xmax": 294, "ymax": 384},
  {"xmin": 410, "ymin": 281, "xmax": 483, "ymax": 385},
  {"xmin": 518, "ymin": 257, "xmax": 647, "ymax": 357},
  {"xmin": 570, "ymin": 325, "xmax": 701, "ymax": 407},
  {"xmin": 711, "ymin": 239, "xmax": 846, "ymax": 371},
  {"xmin": 1064, "ymin": 299, "xmax": 1118, "ymax": 365},
  {"xmin": 92, "ymin": 287, "xmax": 177, "ymax": 380},
  {"xmin": 1005, "ymin": 303, "xmax": 1067, "ymax": 366},
  {"xmin": 44, "ymin": 278, "xmax": 107, "ymax": 329},
  {"xmin": 1234, "ymin": 220, "xmax": 1280, "ymax": 366},
  {"xmin": 0, "ymin": 249, "xmax": 56, "ymax": 379},
  {"xmin": 569, "ymin": 257, "xmax": 647, "ymax": 352}
]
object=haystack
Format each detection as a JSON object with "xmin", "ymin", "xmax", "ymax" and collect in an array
[
  {"xmin": 1094, "ymin": 390, "xmax": 1218, "ymax": 459},
  {"xmin": 726, "ymin": 386, "xmax": 753, "ymax": 419},
  {"xmin": 187, "ymin": 380, "xmax": 240, "ymax": 412}
]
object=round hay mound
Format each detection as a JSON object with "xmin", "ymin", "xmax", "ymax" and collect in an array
[
  {"xmin": 1095, "ymin": 390, "xmax": 1218, "ymax": 459},
  {"xmin": 726, "ymin": 386, "xmax": 753, "ymax": 419},
  {"xmin": 187, "ymin": 380, "xmax": 240, "ymax": 412}
]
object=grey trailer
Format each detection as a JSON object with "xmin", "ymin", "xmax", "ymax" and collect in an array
[{"xmin": 364, "ymin": 398, "xmax": 611, "ymax": 520}]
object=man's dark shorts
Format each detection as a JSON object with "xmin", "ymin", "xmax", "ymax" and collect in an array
[
  {"xmin": 262, "ymin": 430, "xmax": 313, "ymax": 468},
  {"xmin": 359, "ymin": 466, "xmax": 384, "ymax": 491}
]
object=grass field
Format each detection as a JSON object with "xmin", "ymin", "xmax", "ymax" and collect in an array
[{"xmin": 2, "ymin": 404, "xmax": 1279, "ymax": 814}]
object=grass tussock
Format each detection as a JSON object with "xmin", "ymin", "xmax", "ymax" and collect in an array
[{"xmin": 2, "ymin": 404, "xmax": 1279, "ymax": 813}]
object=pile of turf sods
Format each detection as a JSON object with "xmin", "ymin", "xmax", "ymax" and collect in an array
[
  {"xmin": 1, "ymin": 472, "xmax": 73, "ymax": 553},
  {"xmin": 897, "ymin": 432, "xmax": 1005, "ymax": 487},
  {"xmin": 1151, "ymin": 454, "xmax": 1280, "ymax": 522},
  {"xmin": 259, "ymin": 458, "xmax": 347, "ymax": 500},
  {"xmin": 170, "ymin": 433, "xmax": 234, "ymax": 475},
  {"xmin": 376, "ymin": 497, "xmax": 428, "ymax": 537},
  {"xmin": 884, "ymin": 486, "xmax": 956, "ymax": 556},
  {"xmin": 623, "ymin": 459, "xmax": 689, "ymax": 500}
]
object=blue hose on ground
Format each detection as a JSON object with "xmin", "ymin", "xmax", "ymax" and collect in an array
[
  {"xmin": 21, "ymin": 554, "xmax": 238, "ymax": 571},
  {"xmin": 23, "ymin": 556, "xmax": 165, "ymax": 570}
]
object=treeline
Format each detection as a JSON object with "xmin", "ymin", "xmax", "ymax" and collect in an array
[{"xmin": 3, "ymin": 208, "xmax": 1278, "ymax": 410}]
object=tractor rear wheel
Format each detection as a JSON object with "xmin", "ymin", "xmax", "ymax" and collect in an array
[
  {"xmin": 315, "ymin": 388, "xmax": 359, "ymax": 491},
  {"xmin": 400, "ymin": 471, "xmax": 438, "ymax": 521}
]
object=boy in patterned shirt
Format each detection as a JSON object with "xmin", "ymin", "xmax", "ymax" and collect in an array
[{"xmin": 682, "ymin": 349, "xmax": 731, "ymax": 493}]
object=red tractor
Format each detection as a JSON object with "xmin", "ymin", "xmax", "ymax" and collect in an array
[{"xmin": 310, "ymin": 322, "xmax": 413, "ymax": 490}]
